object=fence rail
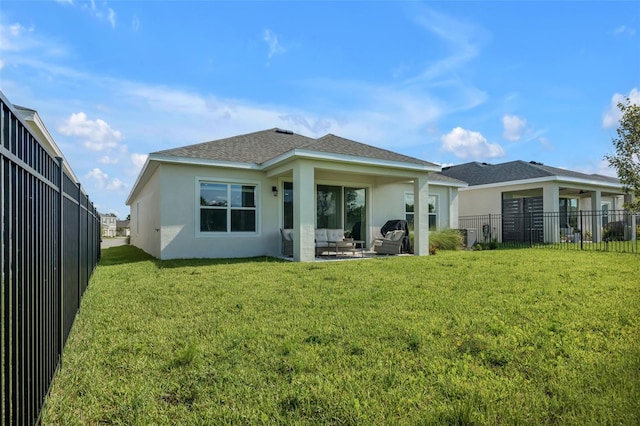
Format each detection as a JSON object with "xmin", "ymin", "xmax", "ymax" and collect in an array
[
  {"xmin": 1, "ymin": 93, "xmax": 101, "ymax": 425},
  {"xmin": 459, "ymin": 209, "xmax": 639, "ymax": 253}
]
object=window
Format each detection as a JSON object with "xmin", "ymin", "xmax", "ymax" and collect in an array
[
  {"xmin": 405, "ymin": 193, "xmax": 414, "ymax": 228},
  {"xmin": 283, "ymin": 182, "xmax": 293, "ymax": 229},
  {"xmin": 199, "ymin": 182, "xmax": 257, "ymax": 233},
  {"xmin": 429, "ymin": 195, "xmax": 437, "ymax": 230},
  {"xmin": 560, "ymin": 198, "xmax": 578, "ymax": 229},
  {"xmin": 405, "ymin": 193, "xmax": 438, "ymax": 229}
]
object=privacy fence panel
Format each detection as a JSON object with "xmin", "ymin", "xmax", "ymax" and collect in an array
[
  {"xmin": 460, "ymin": 210, "xmax": 638, "ymax": 253},
  {"xmin": 1, "ymin": 93, "xmax": 101, "ymax": 425}
]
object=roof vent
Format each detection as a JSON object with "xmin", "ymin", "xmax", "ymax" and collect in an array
[
  {"xmin": 529, "ymin": 161, "xmax": 543, "ymax": 165},
  {"xmin": 275, "ymin": 128, "xmax": 294, "ymax": 135}
]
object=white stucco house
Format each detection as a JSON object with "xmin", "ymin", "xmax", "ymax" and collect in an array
[
  {"xmin": 126, "ymin": 128, "xmax": 466, "ymax": 261},
  {"xmin": 439, "ymin": 160, "xmax": 635, "ymax": 244}
]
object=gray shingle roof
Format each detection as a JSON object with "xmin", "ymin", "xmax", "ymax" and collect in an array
[
  {"xmin": 440, "ymin": 161, "xmax": 620, "ymax": 186},
  {"xmin": 153, "ymin": 128, "xmax": 316, "ymax": 164},
  {"xmin": 153, "ymin": 128, "xmax": 437, "ymax": 167},
  {"xmin": 429, "ymin": 172, "xmax": 467, "ymax": 185}
]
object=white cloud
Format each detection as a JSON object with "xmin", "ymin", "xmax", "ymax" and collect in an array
[
  {"xmin": 613, "ymin": 25, "xmax": 636, "ymax": 36},
  {"xmin": 602, "ymin": 88, "xmax": 640, "ymax": 128},
  {"xmin": 132, "ymin": 15, "xmax": 140, "ymax": 32},
  {"xmin": 441, "ymin": 127, "xmax": 505, "ymax": 159},
  {"xmin": 539, "ymin": 137, "xmax": 554, "ymax": 151},
  {"xmin": 106, "ymin": 177, "xmax": 125, "ymax": 190},
  {"xmin": 130, "ymin": 153, "xmax": 148, "ymax": 170},
  {"xmin": 58, "ymin": 112, "xmax": 123, "ymax": 151},
  {"xmin": 85, "ymin": 167, "xmax": 127, "ymax": 191},
  {"xmin": 107, "ymin": 8, "xmax": 117, "ymax": 29},
  {"xmin": 98, "ymin": 155, "xmax": 119, "ymax": 164},
  {"xmin": 502, "ymin": 114, "xmax": 527, "ymax": 142},
  {"xmin": 0, "ymin": 23, "xmax": 33, "ymax": 52},
  {"xmin": 263, "ymin": 29, "xmax": 285, "ymax": 59}
]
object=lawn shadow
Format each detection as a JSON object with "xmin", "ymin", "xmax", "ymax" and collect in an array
[
  {"xmin": 100, "ymin": 245, "xmax": 290, "ymax": 268},
  {"xmin": 154, "ymin": 256, "xmax": 290, "ymax": 269}
]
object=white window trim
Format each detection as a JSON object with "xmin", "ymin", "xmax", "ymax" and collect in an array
[
  {"xmin": 404, "ymin": 192, "xmax": 439, "ymax": 229},
  {"xmin": 429, "ymin": 193, "xmax": 439, "ymax": 229},
  {"xmin": 195, "ymin": 177, "xmax": 261, "ymax": 238}
]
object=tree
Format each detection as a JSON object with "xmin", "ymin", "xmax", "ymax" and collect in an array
[{"xmin": 605, "ymin": 98, "xmax": 640, "ymax": 212}]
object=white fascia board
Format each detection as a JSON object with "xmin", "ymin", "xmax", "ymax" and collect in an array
[
  {"xmin": 125, "ymin": 157, "xmax": 155, "ymax": 205},
  {"xmin": 458, "ymin": 175, "xmax": 623, "ymax": 192},
  {"xmin": 429, "ymin": 179, "xmax": 468, "ymax": 188},
  {"xmin": 150, "ymin": 154, "xmax": 261, "ymax": 170},
  {"xmin": 262, "ymin": 149, "xmax": 441, "ymax": 173}
]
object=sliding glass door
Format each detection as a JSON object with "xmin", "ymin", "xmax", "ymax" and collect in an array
[
  {"xmin": 317, "ymin": 185, "xmax": 342, "ymax": 229},
  {"xmin": 344, "ymin": 187, "xmax": 366, "ymax": 240},
  {"xmin": 282, "ymin": 182, "xmax": 367, "ymax": 240}
]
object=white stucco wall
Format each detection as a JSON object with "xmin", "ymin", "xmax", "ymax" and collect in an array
[
  {"xmin": 129, "ymin": 166, "xmax": 162, "ymax": 258},
  {"xmin": 158, "ymin": 163, "xmax": 281, "ymax": 260},
  {"xmin": 370, "ymin": 180, "xmax": 458, "ymax": 234}
]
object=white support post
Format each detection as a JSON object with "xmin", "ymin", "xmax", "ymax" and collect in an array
[
  {"xmin": 543, "ymin": 184, "xmax": 560, "ymax": 243},
  {"xmin": 293, "ymin": 161, "xmax": 316, "ymax": 262},
  {"xmin": 591, "ymin": 190, "xmax": 602, "ymax": 242},
  {"xmin": 413, "ymin": 175, "xmax": 429, "ymax": 256}
]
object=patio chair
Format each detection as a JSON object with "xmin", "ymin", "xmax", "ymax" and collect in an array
[
  {"xmin": 281, "ymin": 228, "xmax": 294, "ymax": 257},
  {"xmin": 372, "ymin": 229, "xmax": 405, "ymax": 255}
]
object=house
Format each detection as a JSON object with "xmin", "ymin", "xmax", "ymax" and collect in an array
[
  {"xmin": 439, "ymin": 160, "xmax": 635, "ymax": 244},
  {"xmin": 14, "ymin": 105, "xmax": 79, "ymax": 183},
  {"xmin": 116, "ymin": 220, "xmax": 130, "ymax": 237},
  {"xmin": 126, "ymin": 128, "xmax": 466, "ymax": 261},
  {"xmin": 100, "ymin": 213, "xmax": 118, "ymax": 237}
]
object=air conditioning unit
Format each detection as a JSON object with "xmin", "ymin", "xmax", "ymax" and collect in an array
[{"xmin": 458, "ymin": 228, "xmax": 477, "ymax": 248}]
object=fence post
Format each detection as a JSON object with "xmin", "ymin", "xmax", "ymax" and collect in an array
[
  {"xmin": 77, "ymin": 182, "xmax": 82, "ymax": 308},
  {"xmin": 56, "ymin": 157, "xmax": 64, "ymax": 368},
  {"xmin": 529, "ymin": 212, "xmax": 533, "ymax": 247},
  {"xmin": 579, "ymin": 210, "xmax": 584, "ymax": 250}
]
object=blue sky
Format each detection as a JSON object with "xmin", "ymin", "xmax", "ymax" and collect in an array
[{"xmin": 1, "ymin": 0, "xmax": 638, "ymax": 218}]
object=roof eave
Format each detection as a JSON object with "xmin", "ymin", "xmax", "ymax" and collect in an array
[
  {"xmin": 459, "ymin": 175, "xmax": 623, "ymax": 192},
  {"xmin": 262, "ymin": 149, "xmax": 441, "ymax": 173}
]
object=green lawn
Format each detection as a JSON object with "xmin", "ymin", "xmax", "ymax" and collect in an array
[{"xmin": 43, "ymin": 247, "xmax": 639, "ymax": 425}]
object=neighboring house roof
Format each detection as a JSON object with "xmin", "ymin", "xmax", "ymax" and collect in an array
[
  {"xmin": 153, "ymin": 128, "xmax": 437, "ymax": 168},
  {"xmin": 116, "ymin": 220, "xmax": 130, "ymax": 228},
  {"xmin": 440, "ymin": 161, "xmax": 621, "ymax": 187},
  {"xmin": 429, "ymin": 172, "xmax": 467, "ymax": 187}
]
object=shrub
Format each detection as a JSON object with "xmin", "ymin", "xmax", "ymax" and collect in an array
[
  {"xmin": 429, "ymin": 228, "xmax": 463, "ymax": 250},
  {"xmin": 408, "ymin": 228, "xmax": 463, "ymax": 251}
]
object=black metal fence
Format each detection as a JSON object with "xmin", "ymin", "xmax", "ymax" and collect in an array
[
  {"xmin": 459, "ymin": 209, "xmax": 639, "ymax": 253},
  {"xmin": 1, "ymin": 93, "xmax": 101, "ymax": 424}
]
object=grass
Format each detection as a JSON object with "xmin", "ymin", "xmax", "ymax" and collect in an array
[{"xmin": 43, "ymin": 247, "xmax": 639, "ymax": 425}]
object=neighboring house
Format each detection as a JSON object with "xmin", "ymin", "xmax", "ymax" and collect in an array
[
  {"xmin": 439, "ymin": 160, "xmax": 635, "ymax": 243},
  {"xmin": 126, "ymin": 128, "xmax": 466, "ymax": 261},
  {"xmin": 116, "ymin": 220, "xmax": 131, "ymax": 237},
  {"xmin": 14, "ymin": 105, "xmax": 80, "ymax": 183},
  {"xmin": 100, "ymin": 213, "xmax": 117, "ymax": 237}
]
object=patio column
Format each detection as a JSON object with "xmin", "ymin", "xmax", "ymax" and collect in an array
[
  {"xmin": 543, "ymin": 184, "xmax": 560, "ymax": 243},
  {"xmin": 293, "ymin": 160, "xmax": 316, "ymax": 262},
  {"xmin": 448, "ymin": 187, "xmax": 459, "ymax": 229},
  {"xmin": 413, "ymin": 175, "xmax": 430, "ymax": 256},
  {"xmin": 591, "ymin": 190, "xmax": 602, "ymax": 242}
]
